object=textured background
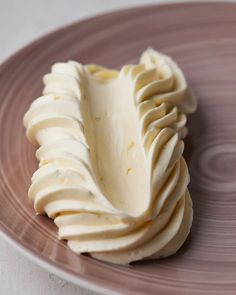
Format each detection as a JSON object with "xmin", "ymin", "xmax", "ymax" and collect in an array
[{"xmin": 0, "ymin": 0, "xmax": 225, "ymax": 294}]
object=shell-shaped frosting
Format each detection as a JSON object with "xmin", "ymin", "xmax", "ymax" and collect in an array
[{"xmin": 23, "ymin": 48, "xmax": 196, "ymax": 264}]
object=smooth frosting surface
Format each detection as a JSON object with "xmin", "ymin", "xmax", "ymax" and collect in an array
[{"xmin": 23, "ymin": 48, "xmax": 196, "ymax": 264}]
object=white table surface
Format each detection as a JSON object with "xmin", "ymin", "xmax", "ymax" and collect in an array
[{"xmin": 0, "ymin": 0, "xmax": 219, "ymax": 294}]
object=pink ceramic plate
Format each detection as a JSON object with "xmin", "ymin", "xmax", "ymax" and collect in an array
[{"xmin": 1, "ymin": 2, "xmax": 236, "ymax": 294}]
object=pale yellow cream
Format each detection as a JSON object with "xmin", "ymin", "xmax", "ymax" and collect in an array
[{"xmin": 23, "ymin": 48, "xmax": 196, "ymax": 264}]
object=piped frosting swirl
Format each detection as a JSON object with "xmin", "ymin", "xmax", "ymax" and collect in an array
[{"xmin": 23, "ymin": 48, "xmax": 196, "ymax": 264}]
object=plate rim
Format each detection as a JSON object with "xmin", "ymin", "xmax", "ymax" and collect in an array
[{"xmin": 0, "ymin": 229, "xmax": 117, "ymax": 295}]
